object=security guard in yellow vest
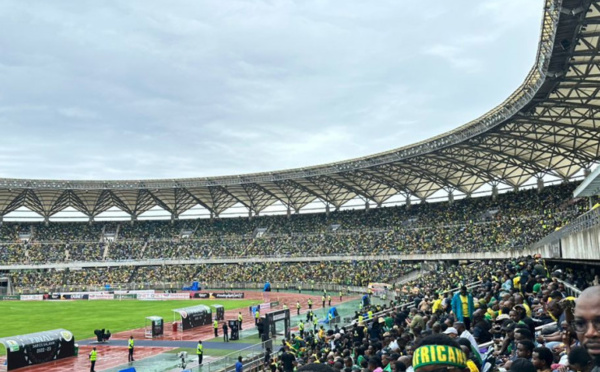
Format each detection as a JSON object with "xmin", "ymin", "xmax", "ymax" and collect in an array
[
  {"xmin": 367, "ymin": 310, "xmax": 373, "ymax": 320},
  {"xmin": 328, "ymin": 295, "xmax": 331, "ymax": 306},
  {"xmin": 128, "ymin": 336, "xmax": 134, "ymax": 362},
  {"xmin": 296, "ymin": 301, "xmax": 301, "ymax": 315},
  {"xmin": 238, "ymin": 312, "xmax": 243, "ymax": 330},
  {"xmin": 339, "ymin": 291, "xmax": 343, "ymax": 301},
  {"xmin": 298, "ymin": 320, "xmax": 305, "ymax": 337},
  {"xmin": 255, "ymin": 309, "xmax": 260, "ymax": 325},
  {"xmin": 197, "ymin": 340, "xmax": 203, "ymax": 365},
  {"xmin": 322, "ymin": 295, "xmax": 326, "ymax": 308},
  {"xmin": 89, "ymin": 347, "xmax": 97, "ymax": 372},
  {"xmin": 308, "ymin": 298, "xmax": 313, "ymax": 309},
  {"xmin": 313, "ymin": 316, "xmax": 318, "ymax": 331},
  {"xmin": 214, "ymin": 319, "xmax": 219, "ymax": 337}
]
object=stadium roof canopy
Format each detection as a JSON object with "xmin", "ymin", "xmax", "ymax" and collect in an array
[
  {"xmin": 574, "ymin": 164, "xmax": 600, "ymax": 197},
  {"xmin": 1, "ymin": 0, "xmax": 600, "ymax": 220}
]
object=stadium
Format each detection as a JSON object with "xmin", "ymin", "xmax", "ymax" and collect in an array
[{"xmin": 1, "ymin": 0, "xmax": 600, "ymax": 372}]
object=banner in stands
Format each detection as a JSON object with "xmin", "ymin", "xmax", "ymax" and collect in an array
[
  {"xmin": 49, "ymin": 293, "xmax": 89, "ymax": 300},
  {"xmin": 88, "ymin": 293, "xmax": 114, "ymax": 300},
  {"xmin": 20, "ymin": 295, "xmax": 44, "ymax": 301},
  {"xmin": 191, "ymin": 292, "xmax": 244, "ymax": 299},
  {"xmin": 173, "ymin": 305, "xmax": 212, "ymax": 330},
  {"xmin": 113, "ymin": 290, "xmax": 155, "ymax": 295},
  {"xmin": 138, "ymin": 293, "xmax": 189, "ymax": 300},
  {"xmin": 0, "ymin": 295, "xmax": 20, "ymax": 301},
  {"xmin": 114, "ymin": 293, "xmax": 137, "ymax": 300},
  {"xmin": 214, "ymin": 292, "xmax": 244, "ymax": 299},
  {"xmin": 0, "ymin": 329, "xmax": 75, "ymax": 371}
]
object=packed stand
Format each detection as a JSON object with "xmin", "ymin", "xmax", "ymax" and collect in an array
[
  {"xmin": 265, "ymin": 256, "xmax": 599, "ymax": 372},
  {"xmin": 0, "ymin": 181, "xmax": 594, "ymax": 263},
  {"xmin": 9, "ymin": 267, "xmax": 132, "ymax": 292},
  {"xmin": 8, "ymin": 261, "xmax": 420, "ymax": 291},
  {"xmin": 32, "ymin": 222, "xmax": 103, "ymax": 242}
]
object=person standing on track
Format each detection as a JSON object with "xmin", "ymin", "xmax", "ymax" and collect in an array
[
  {"xmin": 238, "ymin": 311, "xmax": 243, "ymax": 330},
  {"xmin": 296, "ymin": 301, "xmax": 301, "ymax": 315},
  {"xmin": 128, "ymin": 335, "xmax": 135, "ymax": 362},
  {"xmin": 197, "ymin": 340, "xmax": 203, "ymax": 365},
  {"xmin": 214, "ymin": 319, "xmax": 219, "ymax": 337},
  {"xmin": 255, "ymin": 309, "xmax": 260, "ymax": 325},
  {"xmin": 339, "ymin": 291, "xmax": 343, "ymax": 302},
  {"xmin": 89, "ymin": 346, "xmax": 97, "ymax": 372},
  {"xmin": 308, "ymin": 298, "xmax": 313, "ymax": 310},
  {"xmin": 322, "ymin": 295, "xmax": 326, "ymax": 308},
  {"xmin": 328, "ymin": 295, "xmax": 332, "ymax": 307},
  {"xmin": 223, "ymin": 321, "xmax": 229, "ymax": 342}
]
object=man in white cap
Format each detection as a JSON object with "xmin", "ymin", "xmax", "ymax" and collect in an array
[{"xmin": 443, "ymin": 327, "xmax": 458, "ymax": 339}]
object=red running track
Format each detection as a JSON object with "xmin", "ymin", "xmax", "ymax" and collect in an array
[
  {"xmin": 111, "ymin": 291, "xmax": 351, "ymax": 342},
  {"xmin": 0, "ymin": 345, "xmax": 173, "ymax": 372}
]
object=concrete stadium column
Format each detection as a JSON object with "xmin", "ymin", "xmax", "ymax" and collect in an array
[
  {"xmin": 325, "ymin": 204, "xmax": 330, "ymax": 216},
  {"xmin": 513, "ymin": 185, "xmax": 519, "ymax": 193},
  {"xmin": 406, "ymin": 196, "xmax": 411, "ymax": 209},
  {"xmin": 210, "ymin": 211, "xmax": 214, "ymax": 221},
  {"xmin": 44, "ymin": 216, "xmax": 50, "ymax": 227},
  {"xmin": 248, "ymin": 209, "xmax": 253, "ymax": 219},
  {"xmin": 365, "ymin": 201, "xmax": 370, "ymax": 212},
  {"xmin": 492, "ymin": 185, "xmax": 498, "ymax": 200},
  {"xmin": 537, "ymin": 178, "xmax": 544, "ymax": 193},
  {"xmin": 584, "ymin": 168, "xmax": 591, "ymax": 177},
  {"xmin": 287, "ymin": 205, "xmax": 291, "ymax": 218},
  {"xmin": 448, "ymin": 192, "xmax": 454, "ymax": 204},
  {"xmin": 0, "ymin": 214, "xmax": 3, "ymax": 225},
  {"xmin": 171, "ymin": 213, "xmax": 178, "ymax": 224},
  {"xmin": 130, "ymin": 215, "xmax": 137, "ymax": 225}
]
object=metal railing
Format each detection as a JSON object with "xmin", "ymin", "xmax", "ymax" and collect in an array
[
  {"xmin": 553, "ymin": 277, "xmax": 583, "ymax": 298},
  {"xmin": 531, "ymin": 207, "xmax": 600, "ymax": 250}
]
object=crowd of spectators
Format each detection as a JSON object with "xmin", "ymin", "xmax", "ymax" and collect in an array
[
  {"xmin": 7, "ymin": 250, "xmax": 600, "ymax": 372},
  {"xmin": 0, "ymin": 182, "xmax": 593, "ymax": 264},
  {"xmin": 266, "ymin": 255, "xmax": 600, "ymax": 372},
  {"xmin": 11, "ymin": 267, "xmax": 132, "ymax": 291},
  {"xmin": 8, "ymin": 261, "xmax": 421, "ymax": 291},
  {"xmin": 33, "ymin": 223, "xmax": 104, "ymax": 242}
]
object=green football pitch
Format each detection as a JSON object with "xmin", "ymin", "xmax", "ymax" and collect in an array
[{"xmin": 0, "ymin": 299, "xmax": 259, "ymax": 341}]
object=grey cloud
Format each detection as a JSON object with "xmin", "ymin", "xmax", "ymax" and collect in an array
[{"xmin": 0, "ymin": 0, "xmax": 544, "ymax": 180}]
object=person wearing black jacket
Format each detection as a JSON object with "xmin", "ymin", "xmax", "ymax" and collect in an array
[{"xmin": 223, "ymin": 322, "xmax": 229, "ymax": 342}]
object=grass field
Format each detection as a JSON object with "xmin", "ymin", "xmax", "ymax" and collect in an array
[{"xmin": 0, "ymin": 299, "xmax": 259, "ymax": 341}]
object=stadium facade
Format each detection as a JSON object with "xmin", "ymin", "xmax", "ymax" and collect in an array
[{"xmin": 1, "ymin": 0, "xmax": 600, "ymax": 222}]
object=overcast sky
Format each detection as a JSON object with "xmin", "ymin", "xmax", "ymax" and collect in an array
[{"xmin": 0, "ymin": 0, "xmax": 544, "ymax": 181}]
